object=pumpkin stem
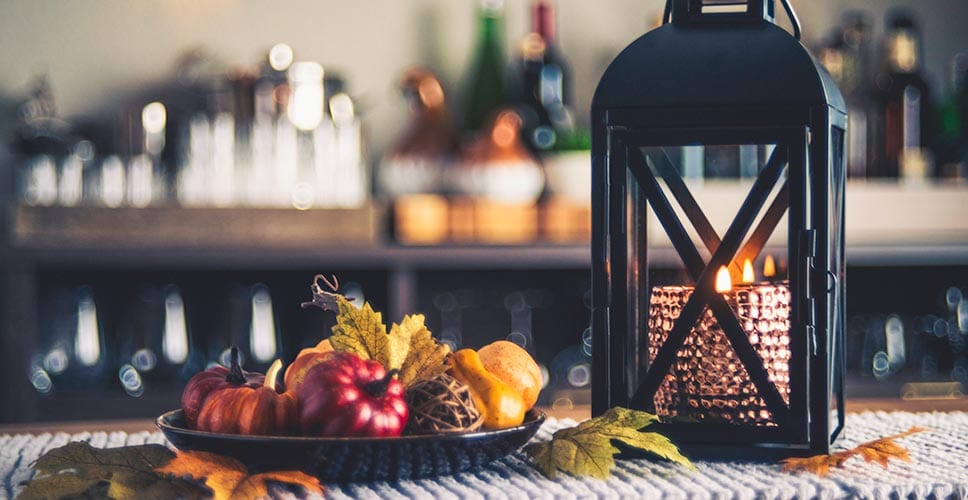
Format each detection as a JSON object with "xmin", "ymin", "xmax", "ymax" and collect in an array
[
  {"xmin": 264, "ymin": 359, "xmax": 284, "ymax": 392},
  {"xmin": 363, "ymin": 369, "xmax": 400, "ymax": 398},
  {"xmin": 225, "ymin": 346, "xmax": 246, "ymax": 384}
]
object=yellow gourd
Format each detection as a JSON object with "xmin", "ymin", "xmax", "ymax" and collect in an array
[{"xmin": 448, "ymin": 349, "xmax": 527, "ymax": 430}]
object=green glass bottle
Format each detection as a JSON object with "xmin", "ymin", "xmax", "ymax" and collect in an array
[{"xmin": 463, "ymin": 0, "xmax": 508, "ymax": 137}]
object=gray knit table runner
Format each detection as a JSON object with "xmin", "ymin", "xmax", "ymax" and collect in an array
[{"xmin": 3, "ymin": 411, "xmax": 967, "ymax": 499}]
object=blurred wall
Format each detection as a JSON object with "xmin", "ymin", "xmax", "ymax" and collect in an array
[{"xmin": 1, "ymin": 0, "xmax": 966, "ymax": 159}]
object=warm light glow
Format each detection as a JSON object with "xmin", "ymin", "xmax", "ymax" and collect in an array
[
  {"xmin": 250, "ymin": 285, "xmax": 278, "ymax": 363},
  {"xmin": 75, "ymin": 290, "xmax": 101, "ymax": 367},
  {"xmin": 763, "ymin": 255, "xmax": 776, "ymax": 278},
  {"xmin": 287, "ymin": 62, "xmax": 324, "ymax": 131},
  {"xmin": 715, "ymin": 266, "xmax": 732, "ymax": 293},
  {"xmin": 163, "ymin": 288, "xmax": 189, "ymax": 364},
  {"xmin": 142, "ymin": 102, "xmax": 167, "ymax": 134},
  {"xmin": 491, "ymin": 110, "xmax": 522, "ymax": 148},
  {"xmin": 329, "ymin": 93, "xmax": 355, "ymax": 127},
  {"xmin": 742, "ymin": 258, "xmax": 755, "ymax": 284},
  {"xmin": 417, "ymin": 78, "xmax": 445, "ymax": 108},
  {"xmin": 268, "ymin": 43, "xmax": 294, "ymax": 71}
]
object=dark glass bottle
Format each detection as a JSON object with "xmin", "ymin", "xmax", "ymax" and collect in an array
[
  {"xmin": 840, "ymin": 12, "xmax": 874, "ymax": 180},
  {"xmin": 937, "ymin": 54, "xmax": 968, "ymax": 180},
  {"xmin": 871, "ymin": 10, "xmax": 934, "ymax": 179},
  {"xmin": 379, "ymin": 68, "xmax": 458, "ymax": 196},
  {"xmin": 463, "ymin": 0, "xmax": 509, "ymax": 138},
  {"xmin": 517, "ymin": 0, "xmax": 573, "ymax": 152}
]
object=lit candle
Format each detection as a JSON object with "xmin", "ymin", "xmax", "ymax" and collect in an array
[
  {"xmin": 742, "ymin": 258, "xmax": 755, "ymax": 284},
  {"xmin": 648, "ymin": 261, "xmax": 792, "ymax": 426},
  {"xmin": 763, "ymin": 255, "xmax": 776, "ymax": 279},
  {"xmin": 715, "ymin": 266, "xmax": 732, "ymax": 293}
]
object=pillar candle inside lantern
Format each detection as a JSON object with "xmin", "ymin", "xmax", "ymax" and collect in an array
[{"xmin": 647, "ymin": 263, "xmax": 791, "ymax": 426}]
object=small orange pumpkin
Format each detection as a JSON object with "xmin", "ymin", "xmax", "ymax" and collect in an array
[
  {"xmin": 184, "ymin": 347, "xmax": 298, "ymax": 436},
  {"xmin": 283, "ymin": 338, "xmax": 334, "ymax": 394}
]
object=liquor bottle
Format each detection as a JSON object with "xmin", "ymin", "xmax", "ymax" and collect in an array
[
  {"xmin": 462, "ymin": 0, "xmax": 509, "ymax": 138},
  {"xmin": 937, "ymin": 53, "xmax": 968, "ymax": 181},
  {"xmin": 871, "ymin": 10, "xmax": 934, "ymax": 180},
  {"xmin": 378, "ymin": 68, "xmax": 458, "ymax": 196},
  {"xmin": 840, "ymin": 11, "xmax": 874, "ymax": 180},
  {"xmin": 517, "ymin": 0, "xmax": 574, "ymax": 152}
]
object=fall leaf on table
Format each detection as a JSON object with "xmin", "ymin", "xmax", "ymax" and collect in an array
[
  {"xmin": 524, "ymin": 407, "xmax": 694, "ymax": 479},
  {"xmin": 781, "ymin": 426, "xmax": 929, "ymax": 477},
  {"xmin": 18, "ymin": 442, "xmax": 207, "ymax": 500},
  {"xmin": 304, "ymin": 274, "xmax": 450, "ymax": 385},
  {"xmin": 155, "ymin": 450, "xmax": 323, "ymax": 500}
]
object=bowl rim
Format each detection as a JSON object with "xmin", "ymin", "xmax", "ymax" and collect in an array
[{"xmin": 157, "ymin": 408, "xmax": 546, "ymax": 444}]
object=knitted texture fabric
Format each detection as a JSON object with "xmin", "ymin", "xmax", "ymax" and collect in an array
[{"xmin": 2, "ymin": 411, "xmax": 967, "ymax": 499}]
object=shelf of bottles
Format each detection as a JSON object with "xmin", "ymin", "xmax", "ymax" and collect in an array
[
  {"xmin": 817, "ymin": 9, "xmax": 968, "ymax": 183},
  {"xmin": 13, "ymin": 44, "xmax": 369, "ymax": 218}
]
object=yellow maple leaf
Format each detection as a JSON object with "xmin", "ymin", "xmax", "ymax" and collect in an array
[
  {"xmin": 392, "ymin": 313, "xmax": 451, "ymax": 386},
  {"xmin": 155, "ymin": 451, "xmax": 323, "ymax": 500},
  {"xmin": 304, "ymin": 275, "xmax": 450, "ymax": 384},
  {"xmin": 329, "ymin": 295, "xmax": 391, "ymax": 365},
  {"xmin": 781, "ymin": 426, "xmax": 928, "ymax": 477}
]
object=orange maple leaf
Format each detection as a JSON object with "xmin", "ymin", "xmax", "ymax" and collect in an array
[
  {"xmin": 155, "ymin": 450, "xmax": 324, "ymax": 500},
  {"xmin": 781, "ymin": 426, "xmax": 928, "ymax": 477}
]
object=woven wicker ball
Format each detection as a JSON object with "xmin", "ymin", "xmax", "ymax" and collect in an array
[{"xmin": 405, "ymin": 373, "xmax": 483, "ymax": 434}]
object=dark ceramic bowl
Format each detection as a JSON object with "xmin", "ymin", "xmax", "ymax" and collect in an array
[{"xmin": 157, "ymin": 409, "xmax": 545, "ymax": 483}]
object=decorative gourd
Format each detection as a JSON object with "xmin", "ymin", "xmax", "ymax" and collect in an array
[
  {"xmin": 477, "ymin": 340, "xmax": 543, "ymax": 410},
  {"xmin": 183, "ymin": 347, "xmax": 298, "ymax": 436},
  {"xmin": 181, "ymin": 347, "xmax": 263, "ymax": 429},
  {"xmin": 297, "ymin": 351, "xmax": 409, "ymax": 437},
  {"xmin": 283, "ymin": 339, "xmax": 334, "ymax": 394},
  {"xmin": 448, "ymin": 348, "xmax": 527, "ymax": 430}
]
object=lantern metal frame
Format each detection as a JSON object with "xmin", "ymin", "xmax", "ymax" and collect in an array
[{"xmin": 590, "ymin": 0, "xmax": 846, "ymax": 457}]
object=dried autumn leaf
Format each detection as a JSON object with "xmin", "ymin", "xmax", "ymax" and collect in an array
[
  {"xmin": 156, "ymin": 450, "xmax": 323, "ymax": 500},
  {"xmin": 393, "ymin": 313, "xmax": 451, "ymax": 386},
  {"xmin": 304, "ymin": 275, "xmax": 450, "ymax": 383},
  {"xmin": 386, "ymin": 315, "xmax": 416, "ymax": 371},
  {"xmin": 780, "ymin": 453, "xmax": 852, "ymax": 477},
  {"xmin": 524, "ymin": 407, "xmax": 693, "ymax": 479},
  {"xmin": 781, "ymin": 426, "xmax": 928, "ymax": 477},
  {"xmin": 18, "ymin": 442, "xmax": 206, "ymax": 500},
  {"xmin": 329, "ymin": 294, "xmax": 391, "ymax": 365}
]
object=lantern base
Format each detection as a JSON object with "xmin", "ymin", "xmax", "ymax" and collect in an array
[{"xmin": 643, "ymin": 422, "xmax": 833, "ymax": 460}]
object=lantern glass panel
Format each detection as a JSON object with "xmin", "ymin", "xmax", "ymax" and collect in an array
[
  {"xmin": 827, "ymin": 126, "xmax": 847, "ymax": 417},
  {"xmin": 625, "ymin": 138, "xmax": 802, "ymax": 429}
]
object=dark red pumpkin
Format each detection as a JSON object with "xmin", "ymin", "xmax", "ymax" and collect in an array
[{"xmin": 297, "ymin": 351, "xmax": 408, "ymax": 438}]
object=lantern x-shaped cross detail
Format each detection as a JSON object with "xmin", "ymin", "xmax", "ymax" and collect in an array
[{"xmin": 618, "ymin": 134, "xmax": 794, "ymax": 428}]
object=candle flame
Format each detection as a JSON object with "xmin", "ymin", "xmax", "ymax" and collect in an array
[
  {"xmin": 763, "ymin": 255, "xmax": 776, "ymax": 278},
  {"xmin": 742, "ymin": 258, "xmax": 755, "ymax": 284},
  {"xmin": 715, "ymin": 266, "xmax": 732, "ymax": 293}
]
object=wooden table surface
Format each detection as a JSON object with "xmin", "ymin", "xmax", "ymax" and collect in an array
[{"xmin": 0, "ymin": 398, "xmax": 964, "ymax": 436}]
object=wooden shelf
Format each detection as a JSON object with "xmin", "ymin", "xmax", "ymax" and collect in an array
[{"xmin": 5, "ymin": 181, "xmax": 968, "ymax": 269}]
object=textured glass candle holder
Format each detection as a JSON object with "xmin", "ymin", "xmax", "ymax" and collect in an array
[{"xmin": 648, "ymin": 283, "xmax": 791, "ymax": 426}]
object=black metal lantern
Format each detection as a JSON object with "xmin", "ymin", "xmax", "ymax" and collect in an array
[{"xmin": 590, "ymin": 0, "xmax": 846, "ymax": 457}]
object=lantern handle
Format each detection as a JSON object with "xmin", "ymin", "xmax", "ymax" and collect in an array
[
  {"xmin": 779, "ymin": 0, "xmax": 802, "ymax": 40},
  {"xmin": 662, "ymin": 0, "xmax": 802, "ymax": 40}
]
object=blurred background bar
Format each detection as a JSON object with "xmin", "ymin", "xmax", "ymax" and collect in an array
[{"xmin": 0, "ymin": 0, "xmax": 967, "ymax": 423}]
